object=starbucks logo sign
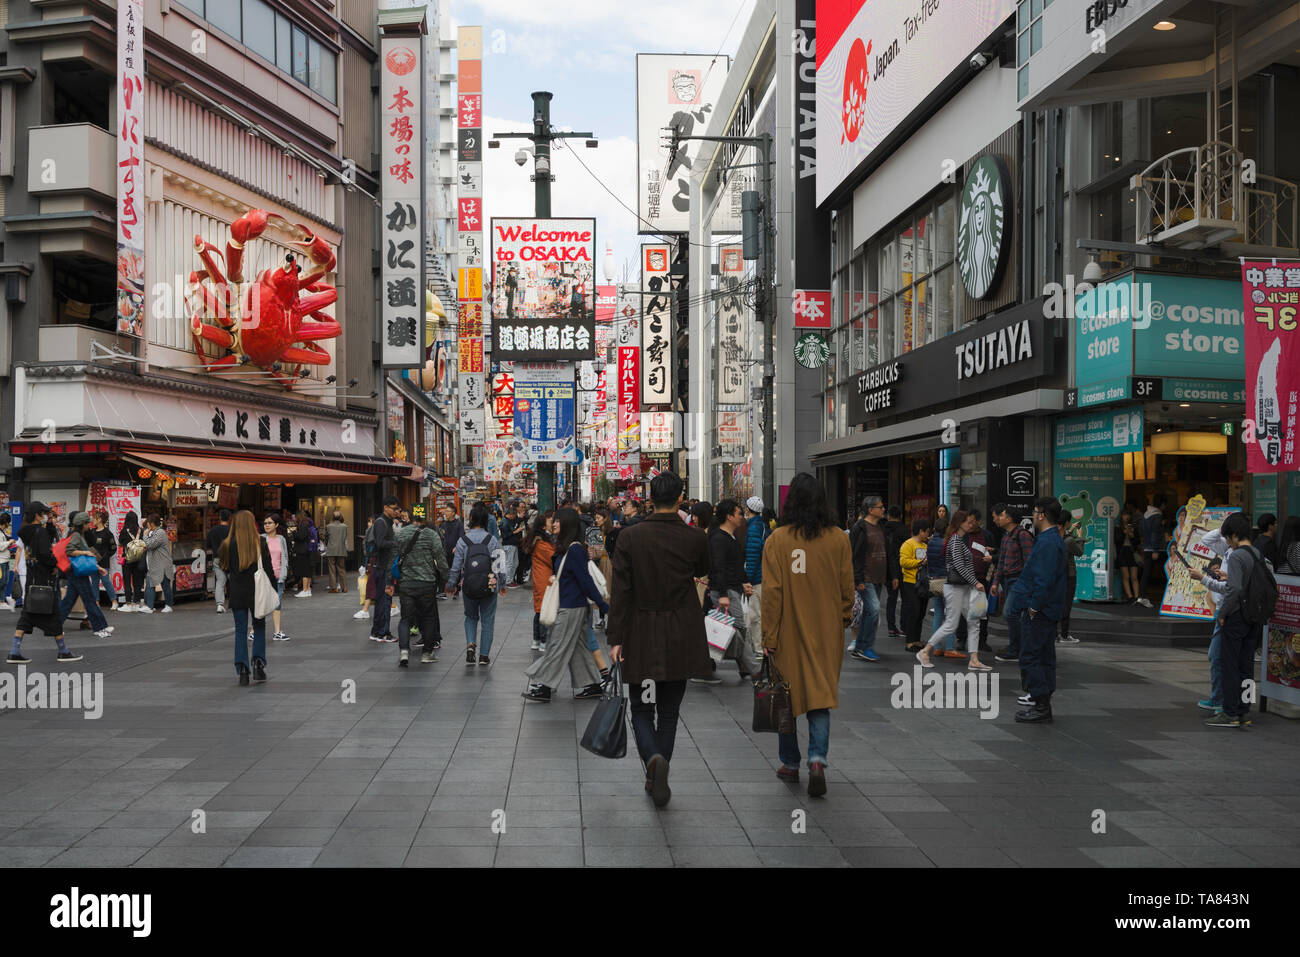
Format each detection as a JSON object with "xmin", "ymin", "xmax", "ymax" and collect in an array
[
  {"xmin": 794, "ymin": 333, "xmax": 830, "ymax": 369},
  {"xmin": 956, "ymin": 156, "xmax": 1011, "ymax": 301}
]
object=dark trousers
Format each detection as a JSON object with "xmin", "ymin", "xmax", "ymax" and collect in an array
[
  {"xmin": 1218, "ymin": 611, "xmax": 1260, "ymax": 718},
  {"xmin": 630, "ymin": 678, "xmax": 687, "ymax": 765},
  {"xmin": 1139, "ymin": 551, "xmax": 1162, "ymax": 599},
  {"xmin": 59, "ymin": 575, "xmax": 109, "ymax": 630},
  {"xmin": 901, "ymin": 581, "xmax": 925, "ymax": 644},
  {"xmin": 370, "ymin": 566, "xmax": 392, "ymax": 638},
  {"xmin": 533, "ymin": 612, "xmax": 548, "ymax": 645},
  {"xmin": 1001, "ymin": 575, "xmax": 1022, "ymax": 656},
  {"xmin": 1060, "ymin": 573, "xmax": 1076, "ymax": 636},
  {"xmin": 124, "ymin": 561, "xmax": 146, "ymax": 603},
  {"xmin": 398, "ymin": 580, "xmax": 441, "ymax": 652},
  {"xmin": 885, "ymin": 579, "xmax": 900, "ymax": 631},
  {"xmin": 1020, "ymin": 614, "xmax": 1058, "ymax": 701}
]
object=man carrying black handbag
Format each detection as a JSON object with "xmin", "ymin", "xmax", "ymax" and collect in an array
[
  {"xmin": 7, "ymin": 502, "xmax": 82, "ymax": 664},
  {"xmin": 607, "ymin": 471, "xmax": 712, "ymax": 809}
]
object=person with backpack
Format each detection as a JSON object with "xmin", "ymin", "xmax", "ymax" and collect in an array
[
  {"xmin": 446, "ymin": 502, "xmax": 507, "ymax": 665},
  {"xmin": 219, "ymin": 510, "xmax": 277, "ymax": 686},
  {"xmin": 389, "ymin": 503, "xmax": 449, "ymax": 668},
  {"xmin": 291, "ymin": 510, "xmax": 316, "ymax": 598},
  {"xmin": 8, "ymin": 502, "xmax": 82, "ymax": 664},
  {"xmin": 119, "ymin": 511, "xmax": 146, "ymax": 612},
  {"xmin": 1204, "ymin": 513, "xmax": 1276, "ymax": 728},
  {"xmin": 1189, "ymin": 524, "xmax": 1236, "ymax": 715},
  {"xmin": 56, "ymin": 512, "xmax": 114, "ymax": 639}
]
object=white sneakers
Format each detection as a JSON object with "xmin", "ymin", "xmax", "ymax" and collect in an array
[
  {"xmin": 353, "ymin": 608, "xmax": 370, "ymax": 620},
  {"xmin": 138, "ymin": 603, "xmax": 154, "ymax": 614},
  {"xmin": 117, "ymin": 602, "xmax": 134, "ymax": 613},
  {"xmin": 160, "ymin": 606, "xmax": 173, "ymax": 614},
  {"xmin": 94, "ymin": 628, "xmax": 114, "ymax": 639},
  {"xmin": 216, "ymin": 603, "xmax": 225, "ymax": 613},
  {"xmin": 295, "ymin": 590, "xmax": 312, "ymax": 599}
]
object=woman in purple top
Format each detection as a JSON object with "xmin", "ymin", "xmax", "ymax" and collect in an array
[{"xmin": 522, "ymin": 508, "xmax": 608, "ymax": 703}]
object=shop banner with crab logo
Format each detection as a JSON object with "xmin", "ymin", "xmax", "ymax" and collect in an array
[
  {"xmin": 116, "ymin": 0, "xmax": 146, "ymax": 337},
  {"xmin": 381, "ymin": 35, "xmax": 426, "ymax": 368}
]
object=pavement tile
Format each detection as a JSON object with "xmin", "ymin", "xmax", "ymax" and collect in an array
[
  {"xmin": 404, "ymin": 846, "xmax": 497, "ymax": 867},
  {"xmin": 225, "ymin": 846, "xmax": 322, "ymax": 867},
  {"xmin": 585, "ymin": 845, "xmax": 673, "ymax": 867}
]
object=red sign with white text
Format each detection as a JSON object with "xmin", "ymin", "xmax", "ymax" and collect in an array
[
  {"xmin": 1242, "ymin": 260, "xmax": 1300, "ymax": 473},
  {"xmin": 618, "ymin": 346, "xmax": 640, "ymax": 453},
  {"xmin": 793, "ymin": 289, "xmax": 832, "ymax": 329}
]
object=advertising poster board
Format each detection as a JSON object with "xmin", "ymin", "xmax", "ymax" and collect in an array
[
  {"xmin": 513, "ymin": 362, "xmax": 577, "ymax": 463},
  {"xmin": 1053, "ymin": 455, "xmax": 1123, "ymax": 601},
  {"xmin": 1242, "ymin": 260, "xmax": 1300, "ymax": 473},
  {"xmin": 490, "ymin": 218, "xmax": 596, "ymax": 360},
  {"xmin": 1159, "ymin": 495, "xmax": 1240, "ymax": 620},
  {"xmin": 1264, "ymin": 574, "xmax": 1300, "ymax": 707}
]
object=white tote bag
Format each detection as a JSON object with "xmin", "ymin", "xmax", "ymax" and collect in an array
[
  {"xmin": 539, "ymin": 550, "xmax": 569, "ymax": 627},
  {"xmin": 587, "ymin": 560, "xmax": 608, "ymax": 602},
  {"xmin": 253, "ymin": 546, "xmax": 278, "ymax": 620}
]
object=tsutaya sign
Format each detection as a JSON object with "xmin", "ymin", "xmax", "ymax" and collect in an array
[{"xmin": 849, "ymin": 300, "xmax": 1051, "ymax": 425}]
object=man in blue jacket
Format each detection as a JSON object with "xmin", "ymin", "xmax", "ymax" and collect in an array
[
  {"xmin": 743, "ymin": 496, "xmax": 768, "ymax": 654},
  {"xmin": 1006, "ymin": 497, "xmax": 1068, "ymax": 723}
]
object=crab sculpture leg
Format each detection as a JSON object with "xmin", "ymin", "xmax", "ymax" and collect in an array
[{"xmin": 189, "ymin": 237, "xmax": 241, "ymax": 369}]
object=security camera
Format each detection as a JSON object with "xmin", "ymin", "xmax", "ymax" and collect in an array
[
  {"xmin": 514, "ymin": 149, "xmax": 529, "ymax": 167},
  {"xmin": 970, "ymin": 52, "xmax": 990, "ymax": 70}
]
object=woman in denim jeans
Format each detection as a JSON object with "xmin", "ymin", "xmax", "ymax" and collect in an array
[
  {"xmin": 261, "ymin": 515, "xmax": 290, "ymax": 641},
  {"xmin": 760, "ymin": 473, "xmax": 855, "ymax": 798}
]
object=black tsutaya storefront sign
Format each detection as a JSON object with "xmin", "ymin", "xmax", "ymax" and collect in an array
[{"xmin": 848, "ymin": 301, "xmax": 1054, "ymax": 426}]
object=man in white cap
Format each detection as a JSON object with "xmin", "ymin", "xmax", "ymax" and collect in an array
[{"xmin": 743, "ymin": 496, "xmax": 769, "ymax": 655}]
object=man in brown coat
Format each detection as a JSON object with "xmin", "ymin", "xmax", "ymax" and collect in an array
[{"xmin": 608, "ymin": 471, "xmax": 711, "ymax": 808}]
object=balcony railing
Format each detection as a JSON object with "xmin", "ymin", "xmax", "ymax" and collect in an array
[{"xmin": 1131, "ymin": 140, "xmax": 1299, "ymax": 252}]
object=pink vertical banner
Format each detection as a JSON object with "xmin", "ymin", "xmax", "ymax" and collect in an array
[
  {"xmin": 1242, "ymin": 260, "xmax": 1300, "ymax": 473},
  {"xmin": 116, "ymin": 0, "xmax": 146, "ymax": 337}
]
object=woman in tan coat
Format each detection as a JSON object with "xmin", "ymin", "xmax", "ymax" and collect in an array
[{"xmin": 760, "ymin": 472, "xmax": 855, "ymax": 797}]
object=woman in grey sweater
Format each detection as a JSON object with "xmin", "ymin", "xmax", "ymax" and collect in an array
[
  {"xmin": 140, "ymin": 513, "xmax": 175, "ymax": 613},
  {"xmin": 324, "ymin": 511, "xmax": 351, "ymax": 593}
]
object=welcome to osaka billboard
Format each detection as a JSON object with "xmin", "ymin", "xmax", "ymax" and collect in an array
[{"xmin": 490, "ymin": 217, "xmax": 596, "ymax": 361}]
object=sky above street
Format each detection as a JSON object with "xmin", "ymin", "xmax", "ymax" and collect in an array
[{"xmin": 450, "ymin": 0, "xmax": 756, "ymax": 285}]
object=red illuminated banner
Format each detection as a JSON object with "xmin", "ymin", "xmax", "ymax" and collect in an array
[
  {"xmin": 1242, "ymin": 259, "xmax": 1300, "ymax": 472},
  {"xmin": 618, "ymin": 346, "xmax": 640, "ymax": 453}
]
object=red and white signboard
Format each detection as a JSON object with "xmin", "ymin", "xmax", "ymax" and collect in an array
[
  {"xmin": 641, "ymin": 411, "xmax": 675, "ymax": 452},
  {"xmin": 1242, "ymin": 260, "xmax": 1300, "ymax": 473},
  {"xmin": 116, "ymin": 0, "xmax": 145, "ymax": 337},
  {"xmin": 793, "ymin": 289, "xmax": 832, "ymax": 329},
  {"xmin": 618, "ymin": 346, "xmax": 640, "ymax": 454},
  {"xmin": 380, "ymin": 34, "xmax": 425, "ymax": 367},
  {"xmin": 596, "ymin": 284, "xmax": 617, "ymax": 323},
  {"xmin": 815, "ymin": 0, "xmax": 1016, "ymax": 205}
]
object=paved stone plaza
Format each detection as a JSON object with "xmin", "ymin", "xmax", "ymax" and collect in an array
[{"xmin": 1, "ymin": 588, "xmax": 1298, "ymax": 868}]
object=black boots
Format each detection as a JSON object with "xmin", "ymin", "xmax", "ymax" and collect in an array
[
  {"xmin": 252, "ymin": 658, "xmax": 267, "ymax": 683},
  {"xmin": 646, "ymin": 755, "xmax": 671, "ymax": 808},
  {"xmin": 237, "ymin": 663, "xmax": 250, "ymax": 686}
]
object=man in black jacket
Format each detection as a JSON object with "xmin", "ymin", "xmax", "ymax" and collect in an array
[
  {"xmin": 882, "ymin": 505, "xmax": 906, "ymax": 637},
  {"xmin": 9, "ymin": 503, "xmax": 81, "ymax": 664},
  {"xmin": 700, "ymin": 499, "xmax": 756, "ymax": 682},
  {"xmin": 206, "ymin": 509, "xmax": 232, "ymax": 612},
  {"xmin": 439, "ymin": 504, "xmax": 464, "ymax": 601},
  {"xmin": 369, "ymin": 497, "xmax": 401, "ymax": 641}
]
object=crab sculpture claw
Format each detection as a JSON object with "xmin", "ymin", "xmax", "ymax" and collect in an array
[
  {"xmin": 290, "ymin": 223, "xmax": 336, "ymax": 287},
  {"xmin": 225, "ymin": 209, "xmax": 275, "ymax": 283}
]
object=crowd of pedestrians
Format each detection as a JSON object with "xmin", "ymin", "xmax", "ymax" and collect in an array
[{"xmin": 4, "ymin": 478, "xmax": 1291, "ymax": 804}]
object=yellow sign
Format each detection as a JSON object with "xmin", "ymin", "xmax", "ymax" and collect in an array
[{"xmin": 459, "ymin": 267, "xmax": 482, "ymax": 301}]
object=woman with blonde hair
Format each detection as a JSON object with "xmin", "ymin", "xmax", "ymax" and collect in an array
[{"xmin": 218, "ymin": 510, "xmax": 277, "ymax": 685}]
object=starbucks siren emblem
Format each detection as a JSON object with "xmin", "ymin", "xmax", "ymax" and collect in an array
[
  {"xmin": 794, "ymin": 333, "xmax": 830, "ymax": 369},
  {"xmin": 957, "ymin": 157, "xmax": 1010, "ymax": 300}
]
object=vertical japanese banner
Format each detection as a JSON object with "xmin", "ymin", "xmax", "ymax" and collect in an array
[
  {"xmin": 641, "ymin": 244, "xmax": 673, "ymax": 406},
  {"xmin": 457, "ymin": 26, "xmax": 485, "ymax": 440},
  {"xmin": 716, "ymin": 245, "xmax": 746, "ymax": 404},
  {"xmin": 116, "ymin": 0, "xmax": 146, "ymax": 337},
  {"xmin": 618, "ymin": 345, "xmax": 640, "ymax": 455},
  {"xmin": 1242, "ymin": 260, "xmax": 1300, "ymax": 473},
  {"xmin": 381, "ymin": 32, "xmax": 425, "ymax": 367},
  {"xmin": 490, "ymin": 365, "xmax": 516, "ymax": 440}
]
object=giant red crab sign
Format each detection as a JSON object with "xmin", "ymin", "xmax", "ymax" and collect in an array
[{"xmin": 186, "ymin": 209, "xmax": 341, "ymax": 389}]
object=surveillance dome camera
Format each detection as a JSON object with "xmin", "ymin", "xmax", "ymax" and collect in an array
[
  {"xmin": 970, "ymin": 52, "xmax": 990, "ymax": 70},
  {"xmin": 514, "ymin": 149, "xmax": 529, "ymax": 167}
]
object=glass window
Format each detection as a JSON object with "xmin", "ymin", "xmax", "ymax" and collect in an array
[
  {"xmin": 1031, "ymin": 19, "xmax": 1043, "ymax": 54},
  {"xmin": 207, "ymin": 0, "xmax": 241, "ymax": 38},
  {"xmin": 1018, "ymin": 30, "xmax": 1030, "ymax": 66},
  {"xmin": 878, "ymin": 239, "xmax": 896, "ymax": 300},
  {"xmin": 1018, "ymin": 0, "xmax": 1029, "ymax": 33},
  {"xmin": 276, "ymin": 13, "xmax": 292, "ymax": 72},
  {"xmin": 935, "ymin": 194, "xmax": 955, "ymax": 266},
  {"xmin": 292, "ymin": 24, "xmax": 308, "ymax": 84},
  {"xmin": 243, "ymin": 0, "xmax": 275, "ymax": 63},
  {"xmin": 1032, "ymin": 0, "xmax": 1042, "ymax": 17},
  {"xmin": 176, "ymin": 0, "xmax": 203, "ymax": 14},
  {"xmin": 933, "ymin": 267, "xmax": 955, "ymax": 338},
  {"xmin": 317, "ymin": 48, "xmax": 337, "ymax": 103},
  {"xmin": 881, "ymin": 296, "xmax": 896, "ymax": 361},
  {"xmin": 309, "ymin": 38, "xmax": 323, "ymax": 95},
  {"xmin": 864, "ymin": 308, "xmax": 879, "ymax": 368},
  {"xmin": 1018, "ymin": 66, "xmax": 1029, "ymax": 101},
  {"xmin": 914, "ymin": 210, "xmax": 933, "ymax": 276}
]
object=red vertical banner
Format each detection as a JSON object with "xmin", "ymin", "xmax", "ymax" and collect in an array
[
  {"xmin": 1242, "ymin": 260, "xmax": 1300, "ymax": 472},
  {"xmin": 618, "ymin": 346, "xmax": 640, "ymax": 454}
]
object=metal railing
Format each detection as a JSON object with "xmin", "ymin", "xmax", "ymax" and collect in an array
[
  {"xmin": 1244, "ymin": 173, "xmax": 1299, "ymax": 250},
  {"xmin": 1131, "ymin": 141, "xmax": 1243, "ymax": 245}
]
